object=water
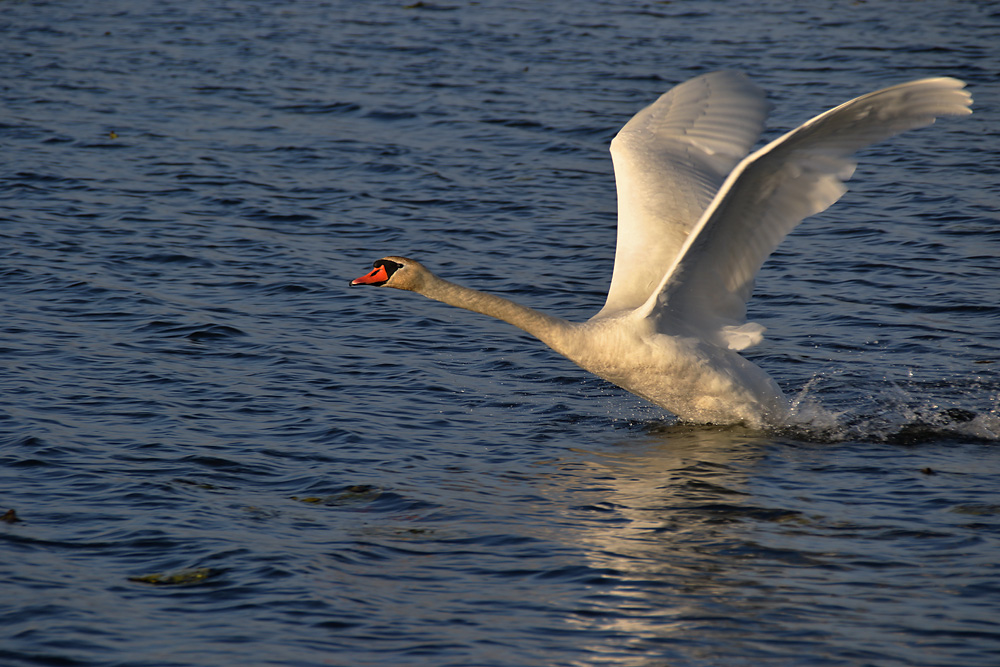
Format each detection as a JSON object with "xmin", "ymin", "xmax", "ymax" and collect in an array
[{"xmin": 2, "ymin": 1, "xmax": 999, "ymax": 665}]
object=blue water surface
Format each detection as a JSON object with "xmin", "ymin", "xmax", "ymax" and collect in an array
[{"xmin": 2, "ymin": 1, "xmax": 999, "ymax": 665}]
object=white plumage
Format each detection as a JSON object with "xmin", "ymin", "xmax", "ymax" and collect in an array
[{"xmin": 352, "ymin": 73, "xmax": 972, "ymax": 427}]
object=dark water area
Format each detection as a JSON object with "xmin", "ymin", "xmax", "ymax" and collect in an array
[{"xmin": 2, "ymin": 1, "xmax": 999, "ymax": 665}]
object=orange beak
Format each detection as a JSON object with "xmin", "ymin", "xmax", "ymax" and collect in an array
[{"xmin": 350, "ymin": 264, "xmax": 389, "ymax": 286}]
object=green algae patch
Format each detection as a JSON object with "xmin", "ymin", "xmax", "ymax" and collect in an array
[
  {"xmin": 291, "ymin": 484, "xmax": 382, "ymax": 507},
  {"xmin": 128, "ymin": 567, "xmax": 216, "ymax": 586}
]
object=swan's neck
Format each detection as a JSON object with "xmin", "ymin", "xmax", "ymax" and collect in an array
[{"xmin": 416, "ymin": 274, "xmax": 576, "ymax": 353}]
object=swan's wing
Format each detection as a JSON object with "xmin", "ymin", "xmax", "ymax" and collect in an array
[
  {"xmin": 595, "ymin": 71, "xmax": 771, "ymax": 318},
  {"xmin": 640, "ymin": 77, "xmax": 972, "ymax": 349}
]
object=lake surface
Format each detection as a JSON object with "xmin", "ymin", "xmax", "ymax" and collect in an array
[{"xmin": 2, "ymin": 1, "xmax": 999, "ymax": 665}]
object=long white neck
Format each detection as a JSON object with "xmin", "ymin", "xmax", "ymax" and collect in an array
[{"xmin": 416, "ymin": 273, "xmax": 577, "ymax": 354}]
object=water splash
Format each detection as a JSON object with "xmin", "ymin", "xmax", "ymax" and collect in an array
[{"xmin": 781, "ymin": 373, "xmax": 1000, "ymax": 443}]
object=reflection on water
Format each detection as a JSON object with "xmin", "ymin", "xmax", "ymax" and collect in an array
[
  {"xmin": 2, "ymin": 0, "xmax": 999, "ymax": 665},
  {"xmin": 552, "ymin": 424, "xmax": 1000, "ymax": 664}
]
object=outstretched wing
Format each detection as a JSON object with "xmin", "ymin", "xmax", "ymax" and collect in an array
[
  {"xmin": 594, "ymin": 71, "xmax": 771, "ymax": 318},
  {"xmin": 639, "ymin": 77, "xmax": 972, "ymax": 349}
]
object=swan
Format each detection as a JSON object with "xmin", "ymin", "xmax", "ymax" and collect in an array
[{"xmin": 350, "ymin": 72, "xmax": 972, "ymax": 427}]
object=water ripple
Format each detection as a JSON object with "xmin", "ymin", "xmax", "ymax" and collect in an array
[{"xmin": 2, "ymin": 1, "xmax": 999, "ymax": 666}]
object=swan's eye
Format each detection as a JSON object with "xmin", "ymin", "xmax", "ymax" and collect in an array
[{"xmin": 373, "ymin": 259, "xmax": 403, "ymax": 277}]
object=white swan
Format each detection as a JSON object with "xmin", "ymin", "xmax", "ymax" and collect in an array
[{"xmin": 350, "ymin": 72, "xmax": 972, "ymax": 427}]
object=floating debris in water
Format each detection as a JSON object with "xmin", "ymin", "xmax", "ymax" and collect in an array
[
  {"xmin": 950, "ymin": 504, "xmax": 1000, "ymax": 517},
  {"xmin": 172, "ymin": 478, "xmax": 222, "ymax": 491},
  {"xmin": 128, "ymin": 568, "xmax": 216, "ymax": 586},
  {"xmin": 292, "ymin": 484, "xmax": 381, "ymax": 506}
]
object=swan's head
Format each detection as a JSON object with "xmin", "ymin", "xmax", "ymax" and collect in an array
[{"xmin": 349, "ymin": 256, "xmax": 426, "ymax": 291}]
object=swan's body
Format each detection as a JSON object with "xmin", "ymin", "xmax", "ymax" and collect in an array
[{"xmin": 351, "ymin": 73, "xmax": 972, "ymax": 427}]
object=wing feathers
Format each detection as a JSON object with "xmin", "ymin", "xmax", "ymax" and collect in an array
[
  {"xmin": 640, "ymin": 77, "xmax": 972, "ymax": 344},
  {"xmin": 596, "ymin": 72, "xmax": 770, "ymax": 318}
]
